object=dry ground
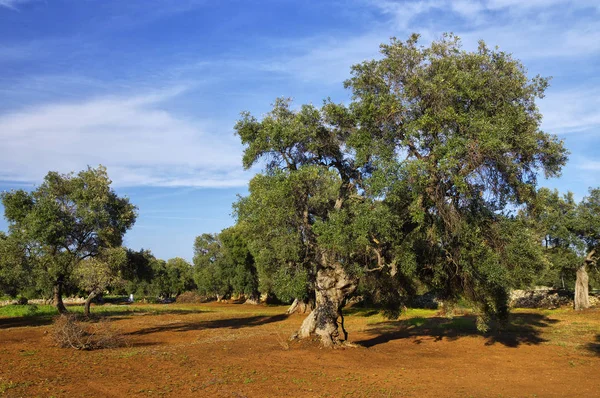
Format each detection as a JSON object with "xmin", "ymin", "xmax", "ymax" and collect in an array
[{"xmin": 1, "ymin": 302, "xmax": 599, "ymax": 397}]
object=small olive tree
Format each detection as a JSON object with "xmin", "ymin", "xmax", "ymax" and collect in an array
[
  {"xmin": 531, "ymin": 187, "xmax": 600, "ymax": 309},
  {"xmin": 1, "ymin": 166, "xmax": 137, "ymax": 313},
  {"xmin": 75, "ymin": 247, "xmax": 127, "ymax": 316}
]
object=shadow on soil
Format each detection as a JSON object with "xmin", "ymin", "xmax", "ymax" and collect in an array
[
  {"xmin": 127, "ymin": 314, "xmax": 289, "ymax": 336},
  {"xmin": 0, "ymin": 316, "xmax": 55, "ymax": 329},
  {"xmin": 355, "ymin": 312, "xmax": 559, "ymax": 348},
  {"xmin": 586, "ymin": 334, "xmax": 600, "ymax": 356},
  {"xmin": 0, "ymin": 308, "xmax": 201, "ymax": 330}
]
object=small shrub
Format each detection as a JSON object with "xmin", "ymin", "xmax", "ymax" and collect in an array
[
  {"xmin": 16, "ymin": 296, "xmax": 28, "ymax": 305},
  {"xmin": 51, "ymin": 314, "xmax": 127, "ymax": 350},
  {"xmin": 175, "ymin": 291, "xmax": 204, "ymax": 304}
]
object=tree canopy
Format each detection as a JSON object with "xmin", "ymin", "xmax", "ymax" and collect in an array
[
  {"xmin": 193, "ymin": 226, "xmax": 258, "ymax": 301},
  {"xmin": 234, "ymin": 33, "xmax": 567, "ymax": 346},
  {"xmin": 1, "ymin": 165, "xmax": 137, "ymax": 312},
  {"xmin": 530, "ymin": 187, "xmax": 600, "ymax": 309}
]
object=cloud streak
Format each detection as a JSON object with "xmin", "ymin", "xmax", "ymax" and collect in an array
[
  {"xmin": 263, "ymin": 0, "xmax": 599, "ymax": 81},
  {"xmin": 539, "ymin": 87, "xmax": 600, "ymax": 135},
  {"xmin": 0, "ymin": 0, "xmax": 36, "ymax": 10},
  {"xmin": 0, "ymin": 87, "xmax": 250, "ymax": 188}
]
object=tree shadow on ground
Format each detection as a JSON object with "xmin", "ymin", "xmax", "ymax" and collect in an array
[
  {"xmin": 355, "ymin": 312, "xmax": 559, "ymax": 348},
  {"xmin": 0, "ymin": 316, "xmax": 55, "ymax": 329},
  {"xmin": 585, "ymin": 334, "xmax": 600, "ymax": 356},
  {"xmin": 86, "ymin": 308, "xmax": 201, "ymax": 318},
  {"xmin": 127, "ymin": 314, "xmax": 289, "ymax": 336},
  {"xmin": 0, "ymin": 308, "xmax": 203, "ymax": 330}
]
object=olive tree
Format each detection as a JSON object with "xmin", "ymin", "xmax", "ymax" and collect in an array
[
  {"xmin": 219, "ymin": 225, "xmax": 259, "ymax": 303},
  {"xmin": 532, "ymin": 187, "xmax": 600, "ymax": 309},
  {"xmin": 235, "ymin": 34, "xmax": 567, "ymax": 346},
  {"xmin": 193, "ymin": 227, "xmax": 259, "ymax": 302},
  {"xmin": 193, "ymin": 233, "xmax": 230, "ymax": 300},
  {"xmin": 1, "ymin": 166, "xmax": 137, "ymax": 313},
  {"xmin": 75, "ymin": 247, "xmax": 127, "ymax": 316},
  {"xmin": 0, "ymin": 232, "xmax": 32, "ymax": 298}
]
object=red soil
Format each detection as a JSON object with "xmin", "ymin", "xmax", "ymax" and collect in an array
[{"xmin": 1, "ymin": 303, "xmax": 599, "ymax": 397}]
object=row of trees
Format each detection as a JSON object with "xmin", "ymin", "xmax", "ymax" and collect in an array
[
  {"xmin": 0, "ymin": 167, "xmax": 201, "ymax": 315},
  {"xmin": 1, "ymin": 34, "xmax": 598, "ymax": 348}
]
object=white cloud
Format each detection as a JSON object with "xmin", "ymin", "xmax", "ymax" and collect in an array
[
  {"xmin": 539, "ymin": 87, "xmax": 600, "ymax": 134},
  {"xmin": 579, "ymin": 160, "xmax": 600, "ymax": 171},
  {"xmin": 256, "ymin": 0, "xmax": 599, "ymax": 87},
  {"xmin": 0, "ymin": 87, "xmax": 251, "ymax": 187}
]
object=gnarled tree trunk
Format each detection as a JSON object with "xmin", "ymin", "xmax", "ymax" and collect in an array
[
  {"xmin": 53, "ymin": 280, "xmax": 68, "ymax": 314},
  {"xmin": 574, "ymin": 250, "xmax": 594, "ymax": 311},
  {"xmin": 84, "ymin": 290, "xmax": 99, "ymax": 316},
  {"xmin": 294, "ymin": 260, "xmax": 357, "ymax": 347}
]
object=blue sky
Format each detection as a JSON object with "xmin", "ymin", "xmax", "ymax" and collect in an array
[{"xmin": 1, "ymin": 0, "xmax": 599, "ymax": 261}]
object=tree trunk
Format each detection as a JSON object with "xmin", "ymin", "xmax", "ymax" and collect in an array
[
  {"xmin": 574, "ymin": 250, "xmax": 595, "ymax": 311},
  {"xmin": 294, "ymin": 261, "xmax": 357, "ymax": 347},
  {"xmin": 84, "ymin": 290, "xmax": 99, "ymax": 316},
  {"xmin": 244, "ymin": 291, "xmax": 262, "ymax": 305},
  {"xmin": 286, "ymin": 296, "xmax": 315, "ymax": 314},
  {"xmin": 574, "ymin": 266, "xmax": 590, "ymax": 310},
  {"xmin": 53, "ymin": 281, "xmax": 68, "ymax": 314}
]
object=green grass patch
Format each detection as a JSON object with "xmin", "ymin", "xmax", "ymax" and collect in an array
[
  {"xmin": 0, "ymin": 304, "xmax": 57, "ymax": 318},
  {"xmin": 440, "ymin": 317, "xmax": 476, "ymax": 331},
  {"xmin": 0, "ymin": 302, "xmax": 214, "ymax": 320},
  {"xmin": 402, "ymin": 308, "xmax": 438, "ymax": 318}
]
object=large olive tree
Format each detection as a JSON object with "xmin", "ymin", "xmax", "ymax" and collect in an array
[{"xmin": 235, "ymin": 34, "xmax": 567, "ymax": 347}]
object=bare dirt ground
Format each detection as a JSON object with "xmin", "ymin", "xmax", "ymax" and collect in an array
[{"xmin": 1, "ymin": 303, "xmax": 599, "ymax": 397}]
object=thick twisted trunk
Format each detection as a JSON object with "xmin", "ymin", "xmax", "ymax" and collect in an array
[
  {"xmin": 53, "ymin": 280, "xmax": 68, "ymax": 314},
  {"xmin": 574, "ymin": 250, "xmax": 594, "ymax": 311},
  {"xmin": 294, "ymin": 262, "xmax": 357, "ymax": 347}
]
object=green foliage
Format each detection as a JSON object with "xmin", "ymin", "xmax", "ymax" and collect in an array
[
  {"xmin": 165, "ymin": 257, "xmax": 196, "ymax": 296},
  {"xmin": 220, "ymin": 226, "xmax": 258, "ymax": 298},
  {"xmin": 233, "ymin": 166, "xmax": 338, "ymax": 301},
  {"xmin": 234, "ymin": 33, "xmax": 567, "ymax": 326},
  {"xmin": 122, "ymin": 248, "xmax": 154, "ymax": 295},
  {"xmin": 0, "ymin": 232, "xmax": 32, "ymax": 297},
  {"xmin": 74, "ymin": 247, "xmax": 128, "ymax": 297},
  {"xmin": 193, "ymin": 233, "xmax": 230, "ymax": 298},
  {"xmin": 528, "ymin": 187, "xmax": 600, "ymax": 288},
  {"xmin": 0, "ymin": 166, "xmax": 137, "ymax": 304},
  {"xmin": 121, "ymin": 250, "xmax": 194, "ymax": 299},
  {"xmin": 193, "ymin": 227, "xmax": 258, "ymax": 299}
]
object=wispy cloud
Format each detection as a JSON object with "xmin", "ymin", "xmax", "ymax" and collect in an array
[
  {"xmin": 0, "ymin": 87, "xmax": 250, "ymax": 187},
  {"xmin": 258, "ymin": 0, "xmax": 599, "ymax": 85},
  {"xmin": 539, "ymin": 87, "xmax": 600, "ymax": 135},
  {"xmin": 259, "ymin": 33, "xmax": 385, "ymax": 84},
  {"xmin": 0, "ymin": 0, "xmax": 36, "ymax": 10},
  {"xmin": 579, "ymin": 160, "xmax": 600, "ymax": 171}
]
